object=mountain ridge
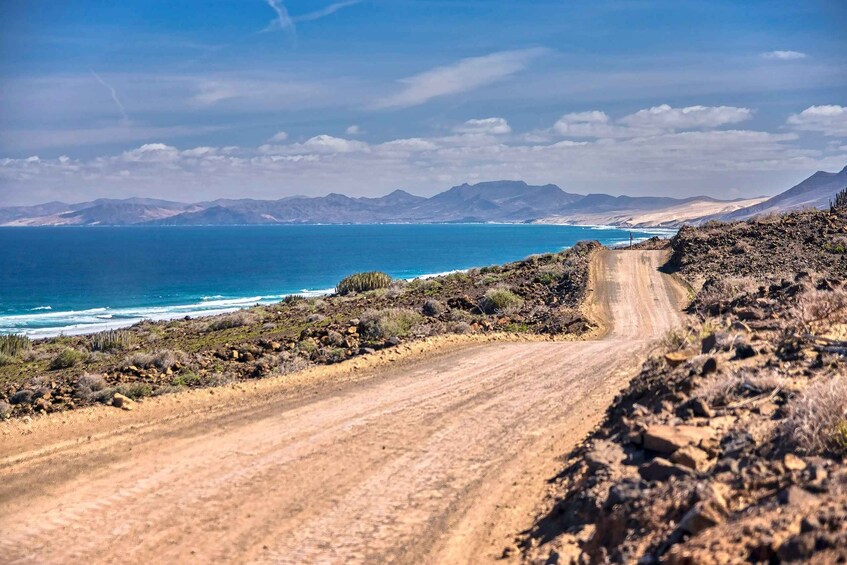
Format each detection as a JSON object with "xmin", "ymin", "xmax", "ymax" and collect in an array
[{"xmin": 2, "ymin": 167, "xmax": 844, "ymax": 227}]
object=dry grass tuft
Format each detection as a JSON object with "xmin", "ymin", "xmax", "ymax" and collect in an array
[{"xmin": 783, "ymin": 375, "xmax": 847, "ymax": 455}]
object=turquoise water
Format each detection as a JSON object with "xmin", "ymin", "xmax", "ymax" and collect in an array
[{"xmin": 0, "ymin": 224, "xmax": 672, "ymax": 337}]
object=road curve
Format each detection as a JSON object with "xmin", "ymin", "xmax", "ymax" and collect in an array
[{"xmin": 0, "ymin": 250, "xmax": 686, "ymax": 564}]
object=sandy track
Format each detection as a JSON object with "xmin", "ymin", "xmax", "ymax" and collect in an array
[{"xmin": 0, "ymin": 250, "xmax": 686, "ymax": 564}]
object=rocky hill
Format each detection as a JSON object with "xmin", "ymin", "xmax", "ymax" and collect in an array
[
  {"xmin": 713, "ymin": 165, "xmax": 847, "ymax": 223},
  {"xmin": 521, "ymin": 207, "xmax": 847, "ymax": 563}
]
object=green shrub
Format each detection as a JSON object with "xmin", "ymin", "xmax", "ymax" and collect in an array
[
  {"xmin": 90, "ymin": 329, "xmax": 137, "ymax": 352},
  {"xmin": 0, "ymin": 353, "xmax": 16, "ymax": 367},
  {"xmin": 336, "ymin": 272, "xmax": 392, "ymax": 295},
  {"xmin": 0, "ymin": 334, "xmax": 31, "ymax": 357},
  {"xmin": 479, "ymin": 288, "xmax": 523, "ymax": 314},
  {"xmin": 118, "ymin": 383, "xmax": 154, "ymax": 399},
  {"xmin": 359, "ymin": 308, "xmax": 422, "ymax": 340},
  {"xmin": 171, "ymin": 371, "xmax": 201, "ymax": 387},
  {"xmin": 50, "ymin": 347, "xmax": 85, "ymax": 370}
]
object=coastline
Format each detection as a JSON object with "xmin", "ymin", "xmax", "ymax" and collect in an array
[{"xmin": 0, "ymin": 225, "xmax": 675, "ymax": 338}]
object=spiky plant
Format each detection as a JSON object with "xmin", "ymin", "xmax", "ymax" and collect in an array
[
  {"xmin": 0, "ymin": 334, "xmax": 31, "ymax": 357},
  {"xmin": 336, "ymin": 271, "xmax": 393, "ymax": 295},
  {"xmin": 90, "ymin": 329, "xmax": 137, "ymax": 352},
  {"xmin": 833, "ymin": 187, "xmax": 847, "ymax": 211}
]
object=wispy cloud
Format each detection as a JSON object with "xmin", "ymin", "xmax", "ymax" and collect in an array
[
  {"xmin": 263, "ymin": 0, "xmax": 295, "ymax": 33},
  {"xmin": 372, "ymin": 48, "xmax": 548, "ymax": 109},
  {"xmin": 762, "ymin": 50, "xmax": 808, "ymax": 60},
  {"xmin": 90, "ymin": 70, "xmax": 130, "ymax": 125},
  {"xmin": 293, "ymin": 1, "xmax": 361, "ymax": 23},
  {"xmin": 263, "ymin": 0, "xmax": 360, "ymax": 34}
]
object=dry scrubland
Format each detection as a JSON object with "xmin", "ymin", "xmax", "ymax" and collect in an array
[
  {"xmin": 0, "ymin": 241, "xmax": 598, "ymax": 418},
  {"xmin": 521, "ymin": 207, "xmax": 847, "ymax": 564}
]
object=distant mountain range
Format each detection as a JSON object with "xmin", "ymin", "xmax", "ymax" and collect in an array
[{"xmin": 1, "ymin": 166, "xmax": 844, "ymax": 227}]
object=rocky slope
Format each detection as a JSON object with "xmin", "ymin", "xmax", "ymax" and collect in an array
[
  {"xmin": 717, "ymin": 165, "xmax": 847, "ymax": 222},
  {"xmin": 520, "ymin": 208, "xmax": 847, "ymax": 564},
  {"xmin": 0, "ymin": 242, "xmax": 600, "ymax": 418}
]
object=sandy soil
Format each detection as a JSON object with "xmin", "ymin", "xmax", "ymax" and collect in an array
[
  {"xmin": 0, "ymin": 250, "xmax": 686, "ymax": 564},
  {"xmin": 537, "ymin": 197, "xmax": 768, "ymax": 228}
]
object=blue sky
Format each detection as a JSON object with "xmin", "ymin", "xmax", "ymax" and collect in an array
[{"xmin": 0, "ymin": 0, "xmax": 845, "ymax": 205}]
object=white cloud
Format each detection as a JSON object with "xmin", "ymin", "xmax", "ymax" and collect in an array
[
  {"xmin": 619, "ymin": 104, "xmax": 753, "ymax": 130},
  {"xmin": 787, "ymin": 105, "xmax": 847, "ymax": 137},
  {"xmin": 269, "ymin": 131, "xmax": 289, "ymax": 142},
  {"xmin": 345, "ymin": 125, "xmax": 363, "ymax": 136},
  {"xmin": 552, "ymin": 110, "xmax": 631, "ymax": 138},
  {"xmin": 454, "ymin": 117, "xmax": 512, "ymax": 135},
  {"xmin": 373, "ymin": 48, "xmax": 547, "ymax": 109},
  {"xmin": 5, "ymin": 113, "xmax": 845, "ymax": 206},
  {"xmin": 762, "ymin": 50, "xmax": 808, "ymax": 60}
]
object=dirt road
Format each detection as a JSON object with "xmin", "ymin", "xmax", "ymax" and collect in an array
[{"xmin": 0, "ymin": 250, "xmax": 686, "ymax": 564}]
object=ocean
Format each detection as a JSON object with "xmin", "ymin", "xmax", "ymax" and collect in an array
[{"xmin": 0, "ymin": 224, "xmax": 673, "ymax": 337}]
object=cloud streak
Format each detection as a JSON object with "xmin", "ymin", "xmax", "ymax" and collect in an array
[
  {"xmin": 90, "ymin": 70, "xmax": 130, "ymax": 124},
  {"xmin": 293, "ymin": 1, "xmax": 361, "ymax": 23},
  {"xmin": 373, "ymin": 48, "xmax": 547, "ymax": 109},
  {"xmin": 762, "ymin": 50, "xmax": 808, "ymax": 60}
]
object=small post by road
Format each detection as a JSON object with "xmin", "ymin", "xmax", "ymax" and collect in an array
[{"xmin": 629, "ymin": 231, "xmax": 633, "ymax": 250}]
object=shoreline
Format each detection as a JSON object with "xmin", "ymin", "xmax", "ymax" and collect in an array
[{"xmin": 1, "ymin": 226, "xmax": 675, "ymax": 338}]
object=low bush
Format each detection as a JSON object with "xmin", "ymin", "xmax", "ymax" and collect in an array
[
  {"xmin": 359, "ymin": 308, "xmax": 422, "ymax": 340},
  {"xmin": 49, "ymin": 347, "xmax": 85, "ymax": 370},
  {"xmin": 125, "ymin": 349, "xmax": 185, "ymax": 371},
  {"xmin": 206, "ymin": 311, "xmax": 258, "ymax": 331},
  {"xmin": 73, "ymin": 373, "xmax": 111, "ymax": 402},
  {"xmin": 783, "ymin": 375, "xmax": 847, "ymax": 455},
  {"xmin": 0, "ymin": 353, "xmax": 16, "ymax": 367},
  {"xmin": 479, "ymin": 287, "xmax": 523, "ymax": 314},
  {"xmin": 0, "ymin": 334, "xmax": 31, "ymax": 357},
  {"xmin": 421, "ymin": 299, "xmax": 445, "ymax": 317},
  {"xmin": 794, "ymin": 288, "xmax": 847, "ymax": 335},
  {"xmin": 336, "ymin": 272, "xmax": 392, "ymax": 295}
]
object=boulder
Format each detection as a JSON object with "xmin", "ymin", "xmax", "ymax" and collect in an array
[
  {"xmin": 664, "ymin": 352, "xmax": 691, "ymax": 367},
  {"xmin": 642, "ymin": 424, "xmax": 713, "ymax": 454},
  {"xmin": 783, "ymin": 453, "xmax": 807, "ymax": 472},
  {"xmin": 678, "ymin": 493, "xmax": 728, "ymax": 535},
  {"xmin": 112, "ymin": 393, "xmax": 135, "ymax": 411},
  {"xmin": 671, "ymin": 445, "xmax": 711, "ymax": 471}
]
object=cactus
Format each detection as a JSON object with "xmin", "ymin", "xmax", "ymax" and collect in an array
[
  {"xmin": 833, "ymin": 187, "xmax": 847, "ymax": 211},
  {"xmin": 0, "ymin": 334, "xmax": 31, "ymax": 357},
  {"xmin": 336, "ymin": 271, "xmax": 392, "ymax": 295},
  {"xmin": 90, "ymin": 329, "xmax": 137, "ymax": 352}
]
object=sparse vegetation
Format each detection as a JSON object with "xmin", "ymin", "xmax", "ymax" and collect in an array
[
  {"xmin": 206, "ymin": 311, "xmax": 258, "ymax": 331},
  {"xmin": 336, "ymin": 271, "xmax": 392, "ymax": 295},
  {"xmin": 479, "ymin": 287, "xmax": 523, "ymax": 314},
  {"xmin": 784, "ymin": 375, "xmax": 847, "ymax": 455},
  {"xmin": 49, "ymin": 348, "xmax": 85, "ymax": 370},
  {"xmin": 0, "ymin": 241, "xmax": 600, "ymax": 417},
  {"xmin": 359, "ymin": 308, "xmax": 422, "ymax": 340}
]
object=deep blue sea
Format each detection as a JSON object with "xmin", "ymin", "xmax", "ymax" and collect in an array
[{"xmin": 0, "ymin": 224, "xmax": 673, "ymax": 337}]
